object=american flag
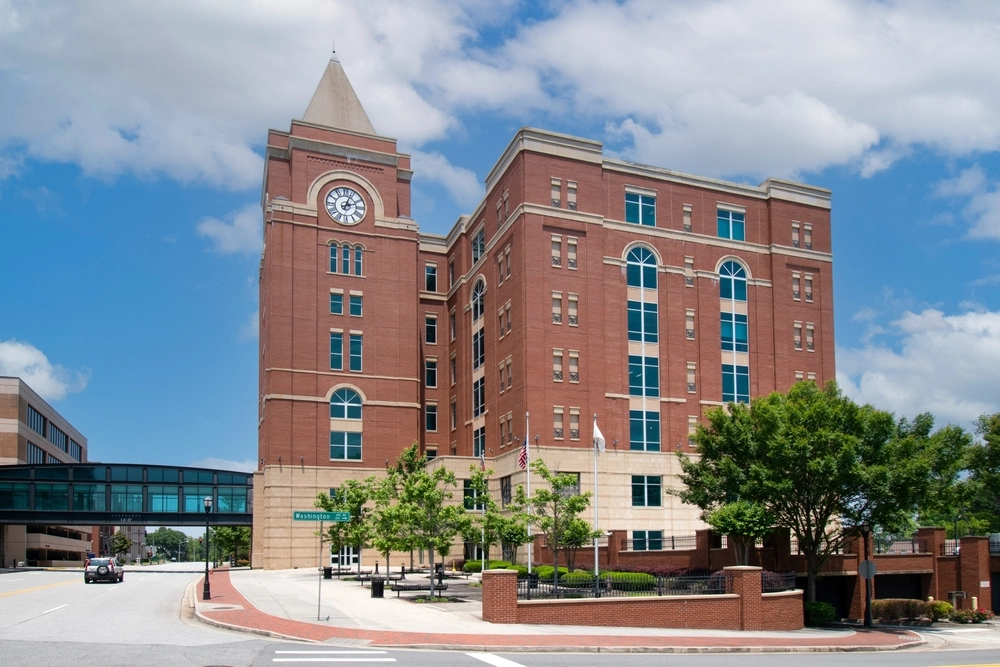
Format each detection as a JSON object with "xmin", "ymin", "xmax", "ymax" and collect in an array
[{"xmin": 518, "ymin": 437, "xmax": 528, "ymax": 469}]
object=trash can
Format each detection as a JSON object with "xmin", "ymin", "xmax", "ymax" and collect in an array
[
  {"xmin": 323, "ymin": 567, "xmax": 333, "ymax": 580},
  {"xmin": 371, "ymin": 577, "xmax": 385, "ymax": 598}
]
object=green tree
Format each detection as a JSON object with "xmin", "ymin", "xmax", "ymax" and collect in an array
[
  {"xmin": 214, "ymin": 527, "xmax": 251, "ymax": 563},
  {"xmin": 370, "ymin": 472, "xmax": 412, "ymax": 575},
  {"xmin": 966, "ymin": 413, "xmax": 1000, "ymax": 534},
  {"xmin": 316, "ymin": 478, "xmax": 374, "ymax": 574},
  {"xmin": 705, "ymin": 501, "xmax": 773, "ymax": 566},
  {"xmin": 526, "ymin": 459, "xmax": 593, "ymax": 586},
  {"xmin": 560, "ymin": 516, "xmax": 600, "ymax": 571},
  {"xmin": 678, "ymin": 381, "xmax": 940, "ymax": 602},
  {"xmin": 146, "ymin": 527, "xmax": 187, "ymax": 561},
  {"xmin": 110, "ymin": 530, "xmax": 133, "ymax": 561},
  {"xmin": 462, "ymin": 465, "xmax": 508, "ymax": 563}
]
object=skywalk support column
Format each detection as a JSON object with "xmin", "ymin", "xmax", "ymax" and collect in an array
[
  {"xmin": 727, "ymin": 566, "xmax": 763, "ymax": 631},
  {"xmin": 482, "ymin": 569, "xmax": 518, "ymax": 624}
]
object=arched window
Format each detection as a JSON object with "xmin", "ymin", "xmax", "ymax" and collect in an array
[
  {"xmin": 719, "ymin": 261, "xmax": 747, "ymax": 302},
  {"xmin": 341, "ymin": 243, "xmax": 351, "ymax": 274},
  {"xmin": 330, "ymin": 388, "xmax": 362, "ymax": 420},
  {"xmin": 626, "ymin": 246, "xmax": 657, "ymax": 290},
  {"xmin": 472, "ymin": 279, "xmax": 486, "ymax": 321}
]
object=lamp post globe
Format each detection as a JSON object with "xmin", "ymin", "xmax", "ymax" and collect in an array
[{"xmin": 202, "ymin": 496, "xmax": 213, "ymax": 600}]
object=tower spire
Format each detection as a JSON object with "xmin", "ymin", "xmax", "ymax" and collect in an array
[{"xmin": 302, "ymin": 48, "xmax": 373, "ymax": 134}]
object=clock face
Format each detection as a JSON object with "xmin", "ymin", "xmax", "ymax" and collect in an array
[{"xmin": 325, "ymin": 186, "xmax": 367, "ymax": 225}]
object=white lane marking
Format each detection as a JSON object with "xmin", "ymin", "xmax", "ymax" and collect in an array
[
  {"xmin": 273, "ymin": 650, "xmax": 395, "ymax": 663},
  {"xmin": 42, "ymin": 604, "xmax": 68, "ymax": 614},
  {"xmin": 272, "ymin": 661, "xmax": 394, "ymax": 664},
  {"xmin": 466, "ymin": 653, "xmax": 529, "ymax": 667},
  {"xmin": 275, "ymin": 651, "xmax": 388, "ymax": 654}
]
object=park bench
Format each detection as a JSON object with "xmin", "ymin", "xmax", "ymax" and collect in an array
[{"xmin": 389, "ymin": 581, "xmax": 449, "ymax": 597}]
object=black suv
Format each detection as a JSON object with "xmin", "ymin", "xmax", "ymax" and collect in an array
[{"xmin": 84, "ymin": 557, "xmax": 124, "ymax": 584}]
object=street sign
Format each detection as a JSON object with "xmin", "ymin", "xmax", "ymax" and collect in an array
[
  {"xmin": 859, "ymin": 559, "xmax": 877, "ymax": 579},
  {"xmin": 293, "ymin": 510, "xmax": 350, "ymax": 522}
]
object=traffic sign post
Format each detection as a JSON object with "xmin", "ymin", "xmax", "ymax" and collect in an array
[{"xmin": 292, "ymin": 511, "xmax": 350, "ymax": 620}]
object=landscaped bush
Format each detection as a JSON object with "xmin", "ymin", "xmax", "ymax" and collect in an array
[
  {"xmin": 871, "ymin": 598, "xmax": 928, "ymax": 621},
  {"xmin": 707, "ymin": 570, "xmax": 729, "ymax": 594},
  {"xmin": 804, "ymin": 601, "xmax": 837, "ymax": 626},
  {"xmin": 463, "ymin": 561, "xmax": 482, "ymax": 573},
  {"xmin": 604, "ymin": 571, "xmax": 656, "ymax": 591},
  {"xmin": 928, "ymin": 600, "xmax": 953, "ymax": 621},
  {"xmin": 949, "ymin": 608, "xmax": 995, "ymax": 624},
  {"xmin": 535, "ymin": 565, "xmax": 569, "ymax": 582},
  {"xmin": 488, "ymin": 560, "xmax": 512, "ymax": 569}
]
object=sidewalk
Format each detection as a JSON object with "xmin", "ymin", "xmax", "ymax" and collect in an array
[{"xmin": 192, "ymin": 567, "xmax": 923, "ymax": 652}]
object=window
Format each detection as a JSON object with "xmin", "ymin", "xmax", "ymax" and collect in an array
[
  {"xmin": 499, "ymin": 418, "xmax": 506, "ymax": 445},
  {"xmin": 684, "ymin": 256, "xmax": 695, "ymax": 287},
  {"xmin": 342, "ymin": 243, "xmax": 350, "ymax": 274},
  {"xmin": 450, "ymin": 311, "xmax": 456, "ymax": 341},
  {"xmin": 795, "ymin": 371, "xmax": 805, "ymax": 381},
  {"xmin": 794, "ymin": 322, "xmax": 802, "ymax": 350},
  {"xmin": 463, "ymin": 479, "xmax": 484, "ymax": 510},
  {"xmin": 473, "ymin": 378, "xmax": 485, "ymax": 418},
  {"xmin": 218, "ymin": 487, "xmax": 248, "ymax": 513},
  {"xmin": 627, "ymin": 301, "xmax": 658, "ymax": 342},
  {"xmin": 506, "ymin": 414, "xmax": 513, "ymax": 444},
  {"xmin": 111, "ymin": 485, "xmax": 143, "ymax": 512},
  {"xmin": 26, "ymin": 405, "xmax": 47, "ymax": 436},
  {"xmin": 330, "ymin": 332, "xmax": 343, "ymax": 370},
  {"xmin": 569, "ymin": 411, "xmax": 580, "ymax": 440},
  {"xmin": 717, "ymin": 208, "xmax": 745, "ymax": 241},
  {"xmin": 33, "ymin": 484, "xmax": 69, "ymax": 511},
  {"xmin": 426, "ymin": 448, "xmax": 437, "ymax": 460},
  {"xmin": 632, "ymin": 475, "xmax": 662, "ymax": 507},
  {"xmin": 27, "ymin": 441, "xmax": 44, "ymax": 464},
  {"xmin": 330, "ymin": 432, "xmax": 362, "ymax": 460},
  {"xmin": 625, "ymin": 192, "xmax": 656, "ymax": 226},
  {"xmin": 472, "ymin": 280, "xmax": 486, "ymax": 320},
  {"xmin": 569, "ymin": 352, "xmax": 579, "ymax": 383},
  {"xmin": 792, "ymin": 273, "xmax": 801, "ymax": 300},
  {"xmin": 330, "ymin": 292, "xmax": 344, "ymax": 315},
  {"xmin": 629, "ymin": 355, "xmax": 660, "ymax": 397},
  {"xmin": 349, "ymin": 295, "xmax": 362, "ymax": 317},
  {"xmin": 722, "ymin": 364, "xmax": 750, "ymax": 403},
  {"xmin": 686, "ymin": 309, "xmax": 696, "ymax": 340},
  {"xmin": 629, "ymin": 411, "xmax": 660, "ymax": 451},
  {"xmin": 149, "ymin": 486, "xmax": 179, "ymax": 512},
  {"xmin": 496, "ymin": 201, "xmax": 502, "ymax": 223},
  {"xmin": 567, "ymin": 237, "xmax": 578, "ymax": 269},
  {"xmin": 330, "ymin": 388, "xmax": 362, "ymax": 419},
  {"xmin": 473, "ymin": 426, "xmax": 485, "ymax": 458},
  {"xmin": 349, "ymin": 334, "xmax": 362, "ymax": 372},
  {"xmin": 426, "ymin": 404, "xmax": 438, "ymax": 432},
  {"xmin": 634, "ymin": 530, "xmax": 663, "ymax": 551},
  {"xmin": 48, "ymin": 423, "xmax": 68, "ymax": 452},
  {"xmin": 69, "ymin": 440, "xmax": 82, "ymax": 461},
  {"xmin": 425, "ymin": 264, "xmax": 437, "ymax": 292},
  {"xmin": 497, "ymin": 255, "xmax": 504, "ymax": 285},
  {"xmin": 807, "ymin": 371, "xmax": 816, "ymax": 381},
  {"xmin": 472, "ymin": 329, "xmax": 484, "ymax": 369},
  {"xmin": 721, "ymin": 312, "xmax": 749, "ymax": 352},
  {"xmin": 330, "ymin": 243, "xmax": 364, "ymax": 276},
  {"xmin": 504, "ymin": 191, "xmax": 509, "ymax": 217},
  {"xmin": 553, "ymin": 350, "xmax": 563, "ymax": 382},
  {"xmin": 505, "ymin": 303, "xmax": 511, "ymax": 333},
  {"xmin": 553, "ymin": 408, "xmax": 564, "ymax": 440},
  {"xmin": 354, "ymin": 246, "xmax": 363, "ymax": 275},
  {"xmin": 626, "ymin": 246, "xmax": 657, "ymax": 289},
  {"xmin": 688, "ymin": 416, "xmax": 698, "ymax": 447},
  {"xmin": 425, "ymin": 359, "xmax": 438, "ymax": 388},
  {"xmin": 551, "ymin": 292, "xmax": 562, "ymax": 324},
  {"xmin": 500, "ymin": 476, "xmax": 512, "ymax": 507},
  {"xmin": 687, "ymin": 362, "xmax": 697, "ymax": 393},
  {"xmin": 506, "ymin": 358, "xmax": 512, "ymax": 389},
  {"xmin": 450, "ymin": 356, "xmax": 457, "ymax": 385},
  {"xmin": 683, "ymin": 204, "xmax": 692, "ymax": 232},
  {"xmin": 330, "ymin": 244, "xmax": 338, "ymax": 273},
  {"xmin": 805, "ymin": 274, "xmax": 814, "ymax": 302},
  {"xmin": 504, "ymin": 248, "xmax": 511, "ymax": 278},
  {"xmin": 498, "ymin": 309, "xmax": 505, "ymax": 338},
  {"xmin": 450, "ymin": 401, "xmax": 457, "ymax": 430},
  {"xmin": 472, "ymin": 228, "xmax": 485, "ymax": 263},
  {"xmin": 806, "ymin": 323, "xmax": 815, "ymax": 352},
  {"xmin": 568, "ymin": 294, "xmax": 578, "ymax": 326},
  {"xmin": 551, "ymin": 178, "xmax": 561, "ymax": 207},
  {"xmin": 792, "ymin": 222, "xmax": 800, "ymax": 248},
  {"xmin": 449, "ymin": 260, "xmax": 455, "ymax": 287},
  {"xmin": 73, "ymin": 484, "xmax": 106, "ymax": 511},
  {"xmin": 719, "ymin": 261, "xmax": 747, "ymax": 301},
  {"xmin": 567, "ymin": 181, "xmax": 577, "ymax": 210},
  {"xmin": 804, "ymin": 224, "xmax": 813, "ymax": 250},
  {"xmin": 425, "ymin": 316, "xmax": 437, "ymax": 344},
  {"xmin": 551, "ymin": 235, "xmax": 561, "ymax": 267}
]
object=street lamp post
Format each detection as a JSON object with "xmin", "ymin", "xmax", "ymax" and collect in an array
[
  {"xmin": 203, "ymin": 496, "xmax": 213, "ymax": 601},
  {"xmin": 860, "ymin": 522, "xmax": 873, "ymax": 629}
]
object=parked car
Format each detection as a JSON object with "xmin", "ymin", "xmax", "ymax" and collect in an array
[{"xmin": 84, "ymin": 557, "xmax": 124, "ymax": 584}]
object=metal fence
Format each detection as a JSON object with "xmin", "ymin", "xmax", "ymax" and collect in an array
[
  {"xmin": 515, "ymin": 570, "xmax": 797, "ymax": 600},
  {"xmin": 874, "ymin": 538, "xmax": 929, "ymax": 554},
  {"xmin": 624, "ymin": 534, "xmax": 697, "ymax": 551},
  {"xmin": 762, "ymin": 571, "xmax": 797, "ymax": 593}
]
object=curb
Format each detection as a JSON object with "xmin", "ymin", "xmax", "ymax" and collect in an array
[{"xmin": 186, "ymin": 578, "xmax": 320, "ymax": 644}]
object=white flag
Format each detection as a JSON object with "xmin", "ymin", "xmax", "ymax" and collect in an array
[{"xmin": 593, "ymin": 418, "xmax": 606, "ymax": 453}]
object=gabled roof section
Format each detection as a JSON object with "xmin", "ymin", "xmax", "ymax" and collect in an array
[{"xmin": 302, "ymin": 52, "xmax": 376, "ymax": 135}]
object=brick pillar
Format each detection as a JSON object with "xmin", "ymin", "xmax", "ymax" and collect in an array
[
  {"xmin": 482, "ymin": 569, "xmax": 519, "ymax": 624},
  {"xmin": 695, "ymin": 529, "xmax": 712, "ymax": 569},
  {"xmin": 607, "ymin": 530, "xmax": 626, "ymax": 569},
  {"xmin": 918, "ymin": 527, "xmax": 946, "ymax": 601},
  {"xmin": 958, "ymin": 536, "xmax": 991, "ymax": 611},
  {"xmin": 726, "ymin": 566, "xmax": 763, "ymax": 631}
]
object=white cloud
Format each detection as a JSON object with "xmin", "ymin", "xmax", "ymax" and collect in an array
[
  {"xmin": 837, "ymin": 308, "xmax": 1000, "ymax": 428},
  {"xmin": 188, "ymin": 457, "xmax": 256, "ymax": 473},
  {"xmin": 238, "ymin": 310, "xmax": 258, "ymax": 342},
  {"xmin": 196, "ymin": 203, "xmax": 261, "ymax": 255},
  {"xmin": 933, "ymin": 165, "xmax": 1000, "ymax": 240},
  {"xmin": 935, "ymin": 165, "xmax": 986, "ymax": 197},
  {"xmin": 409, "ymin": 150, "xmax": 483, "ymax": 210},
  {"xmin": 0, "ymin": 339, "xmax": 88, "ymax": 400}
]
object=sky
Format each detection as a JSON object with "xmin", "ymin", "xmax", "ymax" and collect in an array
[{"xmin": 3, "ymin": 0, "xmax": 1000, "ymax": 472}]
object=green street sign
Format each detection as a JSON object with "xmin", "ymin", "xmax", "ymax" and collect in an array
[{"xmin": 293, "ymin": 510, "xmax": 350, "ymax": 522}]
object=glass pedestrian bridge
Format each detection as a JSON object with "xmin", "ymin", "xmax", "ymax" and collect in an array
[{"xmin": 0, "ymin": 463, "xmax": 252, "ymax": 527}]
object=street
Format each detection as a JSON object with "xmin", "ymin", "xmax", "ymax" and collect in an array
[{"xmin": 2, "ymin": 567, "xmax": 999, "ymax": 667}]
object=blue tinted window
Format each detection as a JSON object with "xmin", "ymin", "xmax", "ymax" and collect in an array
[
  {"xmin": 626, "ymin": 247, "xmax": 657, "ymax": 289},
  {"xmin": 721, "ymin": 312, "xmax": 749, "ymax": 352},
  {"xmin": 627, "ymin": 300, "xmax": 658, "ymax": 343},
  {"xmin": 629, "ymin": 410, "xmax": 661, "ymax": 451},
  {"xmin": 628, "ymin": 355, "xmax": 660, "ymax": 397},
  {"xmin": 349, "ymin": 295, "xmax": 362, "ymax": 317},
  {"xmin": 330, "ymin": 388, "xmax": 362, "ymax": 420},
  {"xmin": 330, "ymin": 431, "xmax": 362, "ymax": 460},
  {"xmin": 717, "ymin": 209, "xmax": 745, "ymax": 240},
  {"xmin": 330, "ymin": 293, "xmax": 343, "ymax": 315},
  {"xmin": 349, "ymin": 334, "xmax": 362, "ymax": 372},
  {"xmin": 722, "ymin": 364, "xmax": 750, "ymax": 403},
  {"xmin": 330, "ymin": 333, "xmax": 343, "ymax": 370},
  {"xmin": 631, "ymin": 475, "xmax": 661, "ymax": 507},
  {"xmin": 625, "ymin": 193, "xmax": 656, "ymax": 226},
  {"xmin": 719, "ymin": 261, "xmax": 747, "ymax": 302}
]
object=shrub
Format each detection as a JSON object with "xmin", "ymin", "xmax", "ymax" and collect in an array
[
  {"xmin": 463, "ymin": 561, "xmax": 482, "ymax": 573},
  {"xmin": 535, "ymin": 565, "xmax": 569, "ymax": 582},
  {"xmin": 804, "ymin": 601, "xmax": 836, "ymax": 626},
  {"xmin": 508, "ymin": 565, "xmax": 529, "ymax": 578},
  {"xmin": 928, "ymin": 600, "xmax": 953, "ymax": 621},
  {"xmin": 561, "ymin": 570, "xmax": 595, "ymax": 588},
  {"xmin": 487, "ymin": 560, "xmax": 512, "ymax": 569},
  {"xmin": 871, "ymin": 598, "xmax": 928, "ymax": 621},
  {"xmin": 707, "ymin": 570, "xmax": 729, "ymax": 594},
  {"xmin": 949, "ymin": 608, "xmax": 996, "ymax": 624},
  {"xmin": 604, "ymin": 571, "xmax": 656, "ymax": 591}
]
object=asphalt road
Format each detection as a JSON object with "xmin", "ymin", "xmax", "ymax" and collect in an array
[{"xmin": 2, "ymin": 567, "xmax": 999, "ymax": 667}]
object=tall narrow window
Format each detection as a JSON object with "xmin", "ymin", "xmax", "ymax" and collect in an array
[
  {"xmin": 497, "ymin": 256, "xmax": 505, "ymax": 285},
  {"xmin": 719, "ymin": 261, "xmax": 747, "ymax": 302},
  {"xmin": 473, "ymin": 378, "xmax": 485, "ymax": 417},
  {"xmin": 683, "ymin": 204, "xmax": 692, "ymax": 232},
  {"xmin": 625, "ymin": 192, "xmax": 656, "ymax": 226},
  {"xmin": 473, "ymin": 427, "xmax": 486, "ymax": 458},
  {"xmin": 499, "ymin": 418, "xmax": 506, "ymax": 445},
  {"xmin": 450, "ymin": 312, "xmax": 456, "ymax": 341},
  {"xmin": 425, "ymin": 316, "xmax": 437, "ymax": 344},
  {"xmin": 342, "ymin": 243, "xmax": 351, "ymax": 274},
  {"xmin": 629, "ymin": 411, "xmax": 660, "ymax": 451},
  {"xmin": 450, "ymin": 356, "xmax": 456, "ymax": 385},
  {"xmin": 686, "ymin": 309, "xmax": 696, "ymax": 340},
  {"xmin": 349, "ymin": 334, "xmax": 362, "ymax": 372},
  {"xmin": 687, "ymin": 362, "xmax": 697, "ymax": 393},
  {"xmin": 505, "ymin": 303, "xmax": 512, "ymax": 333},
  {"xmin": 806, "ymin": 323, "xmax": 815, "ymax": 351},
  {"xmin": 568, "ymin": 352, "xmax": 579, "ymax": 383},
  {"xmin": 627, "ymin": 301, "xmax": 658, "ymax": 342},
  {"xmin": 552, "ymin": 292, "xmax": 563, "ymax": 324},
  {"xmin": 553, "ymin": 408, "xmax": 564, "ymax": 440},
  {"xmin": 426, "ymin": 404, "xmax": 438, "ymax": 432},
  {"xmin": 721, "ymin": 312, "xmax": 749, "ymax": 352},
  {"xmin": 567, "ymin": 181, "xmax": 577, "ymax": 210},
  {"xmin": 722, "ymin": 364, "xmax": 750, "ymax": 403},
  {"xmin": 425, "ymin": 264, "xmax": 437, "ymax": 292},
  {"xmin": 472, "ymin": 329, "xmax": 484, "ymax": 369},
  {"xmin": 626, "ymin": 246, "xmax": 657, "ymax": 289},
  {"xmin": 804, "ymin": 224, "xmax": 813, "ymax": 250},
  {"xmin": 506, "ymin": 358, "xmax": 512, "ymax": 389},
  {"xmin": 449, "ymin": 260, "xmax": 455, "ymax": 287},
  {"xmin": 805, "ymin": 274, "xmax": 814, "ymax": 302},
  {"xmin": 498, "ymin": 308, "xmax": 505, "ymax": 337},
  {"xmin": 792, "ymin": 222, "xmax": 801, "ymax": 248},
  {"xmin": 496, "ymin": 201, "xmax": 502, "ymax": 223},
  {"xmin": 568, "ymin": 294, "xmax": 579, "ymax": 326},
  {"xmin": 551, "ymin": 178, "xmax": 562, "ymax": 207},
  {"xmin": 551, "ymin": 235, "xmax": 562, "ymax": 267},
  {"xmin": 569, "ymin": 411, "xmax": 580, "ymax": 441},
  {"xmin": 499, "ymin": 364, "xmax": 506, "ymax": 392},
  {"xmin": 628, "ymin": 355, "xmax": 660, "ymax": 397},
  {"xmin": 567, "ymin": 237, "xmax": 578, "ymax": 269},
  {"xmin": 553, "ymin": 350, "xmax": 563, "ymax": 382},
  {"xmin": 792, "ymin": 272, "xmax": 801, "ymax": 300},
  {"xmin": 349, "ymin": 295, "xmax": 363, "ymax": 317},
  {"xmin": 330, "ymin": 292, "xmax": 344, "ymax": 315},
  {"xmin": 504, "ymin": 248, "xmax": 511, "ymax": 278},
  {"xmin": 688, "ymin": 415, "xmax": 698, "ymax": 447},
  {"xmin": 472, "ymin": 280, "xmax": 486, "ymax": 320},
  {"xmin": 472, "ymin": 228, "xmax": 485, "ymax": 263},
  {"xmin": 330, "ymin": 245, "xmax": 339, "ymax": 273},
  {"xmin": 425, "ymin": 359, "xmax": 438, "ymax": 388},
  {"xmin": 354, "ymin": 246, "xmax": 363, "ymax": 275},
  {"xmin": 717, "ymin": 208, "xmax": 745, "ymax": 241},
  {"xmin": 794, "ymin": 322, "xmax": 803, "ymax": 350},
  {"xmin": 684, "ymin": 256, "xmax": 694, "ymax": 287},
  {"xmin": 330, "ymin": 332, "xmax": 343, "ymax": 370},
  {"xmin": 450, "ymin": 401, "xmax": 457, "ymax": 430}
]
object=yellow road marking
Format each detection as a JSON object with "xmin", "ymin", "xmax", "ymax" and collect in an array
[
  {"xmin": 0, "ymin": 579, "xmax": 79, "ymax": 598},
  {"xmin": 930, "ymin": 664, "xmax": 1000, "ymax": 667}
]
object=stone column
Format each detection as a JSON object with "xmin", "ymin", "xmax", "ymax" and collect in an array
[
  {"xmin": 726, "ymin": 565, "xmax": 763, "ymax": 631},
  {"xmin": 918, "ymin": 527, "xmax": 946, "ymax": 601},
  {"xmin": 958, "ymin": 536, "xmax": 991, "ymax": 611},
  {"xmin": 481, "ymin": 569, "xmax": 519, "ymax": 624}
]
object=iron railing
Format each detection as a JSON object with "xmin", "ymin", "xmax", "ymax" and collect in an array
[
  {"xmin": 875, "ymin": 538, "xmax": 929, "ymax": 554},
  {"xmin": 762, "ymin": 571, "xmax": 798, "ymax": 593},
  {"xmin": 517, "ymin": 572, "xmax": 731, "ymax": 600},
  {"xmin": 625, "ymin": 534, "xmax": 698, "ymax": 551}
]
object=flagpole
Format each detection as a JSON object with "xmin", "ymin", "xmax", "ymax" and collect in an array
[
  {"xmin": 593, "ymin": 413, "xmax": 599, "ymax": 578},
  {"xmin": 525, "ymin": 412, "xmax": 531, "ymax": 575}
]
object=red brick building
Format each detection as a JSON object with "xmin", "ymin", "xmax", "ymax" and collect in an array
[{"xmin": 252, "ymin": 53, "xmax": 834, "ymax": 569}]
